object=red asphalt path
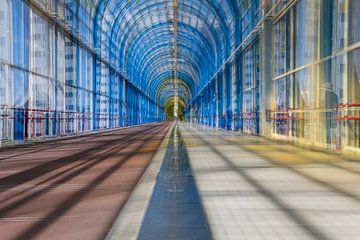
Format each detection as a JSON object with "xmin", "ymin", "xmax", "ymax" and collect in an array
[{"xmin": 0, "ymin": 123, "xmax": 169, "ymax": 240}]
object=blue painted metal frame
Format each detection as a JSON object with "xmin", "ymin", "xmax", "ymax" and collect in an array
[{"xmin": 93, "ymin": 0, "xmax": 237, "ymax": 105}]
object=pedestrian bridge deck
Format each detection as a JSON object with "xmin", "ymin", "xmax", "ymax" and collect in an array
[{"xmin": 1, "ymin": 122, "xmax": 360, "ymax": 240}]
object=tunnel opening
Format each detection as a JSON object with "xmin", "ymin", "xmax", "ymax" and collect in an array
[{"xmin": 165, "ymin": 97, "xmax": 186, "ymax": 121}]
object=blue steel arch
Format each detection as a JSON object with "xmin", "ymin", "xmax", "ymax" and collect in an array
[
  {"xmin": 149, "ymin": 71, "xmax": 196, "ymax": 98},
  {"xmin": 136, "ymin": 44, "xmax": 202, "ymax": 84},
  {"xmin": 108, "ymin": 0, "xmax": 229, "ymax": 46},
  {"xmin": 156, "ymin": 79, "xmax": 192, "ymax": 102},
  {"xmin": 128, "ymin": 41, "xmax": 203, "ymax": 79},
  {"xmin": 126, "ymin": 22, "xmax": 216, "ymax": 61},
  {"xmin": 125, "ymin": 25, "xmax": 215, "ymax": 77},
  {"xmin": 158, "ymin": 85, "xmax": 190, "ymax": 106},
  {"xmin": 123, "ymin": 23, "xmax": 217, "ymax": 93},
  {"xmin": 144, "ymin": 61, "xmax": 199, "ymax": 98},
  {"xmin": 92, "ymin": 0, "xmax": 238, "ymax": 106}
]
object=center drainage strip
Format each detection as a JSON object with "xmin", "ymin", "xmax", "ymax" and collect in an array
[{"xmin": 137, "ymin": 126, "xmax": 212, "ymax": 240}]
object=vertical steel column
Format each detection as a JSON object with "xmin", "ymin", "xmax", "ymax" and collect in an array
[
  {"xmin": 260, "ymin": 0, "xmax": 273, "ymax": 137},
  {"xmin": 173, "ymin": 0, "xmax": 179, "ymax": 119},
  {"xmin": 215, "ymin": 76, "xmax": 219, "ymax": 128},
  {"xmin": 231, "ymin": 57, "xmax": 237, "ymax": 130}
]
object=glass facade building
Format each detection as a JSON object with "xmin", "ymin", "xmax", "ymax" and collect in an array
[
  {"xmin": 189, "ymin": 0, "xmax": 359, "ymax": 152},
  {"xmin": 0, "ymin": 0, "xmax": 359, "ymax": 152},
  {"xmin": 0, "ymin": 0, "xmax": 164, "ymax": 143}
]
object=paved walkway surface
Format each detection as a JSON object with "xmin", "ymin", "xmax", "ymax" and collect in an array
[
  {"xmin": 137, "ymin": 125, "xmax": 212, "ymax": 240},
  {"xmin": 0, "ymin": 123, "xmax": 169, "ymax": 240},
  {"xmin": 106, "ymin": 123, "xmax": 174, "ymax": 240},
  {"xmin": 180, "ymin": 123, "xmax": 360, "ymax": 240}
]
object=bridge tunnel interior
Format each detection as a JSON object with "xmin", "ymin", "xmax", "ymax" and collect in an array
[
  {"xmin": 0, "ymin": 0, "xmax": 359, "ymax": 151},
  {"xmin": 0, "ymin": 1, "xmax": 360, "ymax": 240}
]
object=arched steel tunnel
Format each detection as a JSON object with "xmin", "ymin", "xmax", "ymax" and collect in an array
[{"xmin": 0, "ymin": 0, "xmax": 359, "ymax": 240}]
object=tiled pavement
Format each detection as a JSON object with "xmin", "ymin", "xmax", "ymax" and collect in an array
[
  {"xmin": 0, "ymin": 123, "xmax": 169, "ymax": 240},
  {"xmin": 180, "ymin": 123, "xmax": 360, "ymax": 240}
]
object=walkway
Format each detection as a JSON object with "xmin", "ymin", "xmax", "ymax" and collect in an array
[
  {"xmin": 1, "ymin": 122, "xmax": 360, "ymax": 240},
  {"xmin": 0, "ymin": 123, "xmax": 169, "ymax": 240},
  {"xmin": 180, "ymin": 123, "xmax": 360, "ymax": 240},
  {"xmin": 137, "ymin": 125, "xmax": 212, "ymax": 240}
]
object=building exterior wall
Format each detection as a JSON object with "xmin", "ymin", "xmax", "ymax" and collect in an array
[
  {"xmin": 0, "ymin": 0, "xmax": 163, "ymax": 145},
  {"xmin": 0, "ymin": 0, "xmax": 358, "ymax": 152},
  {"xmin": 189, "ymin": 0, "xmax": 360, "ymax": 153}
]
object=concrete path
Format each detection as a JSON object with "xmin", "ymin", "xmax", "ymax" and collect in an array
[
  {"xmin": 181, "ymin": 123, "xmax": 360, "ymax": 240},
  {"xmin": 106, "ymin": 123, "xmax": 174, "ymax": 240},
  {"xmin": 0, "ymin": 123, "xmax": 169, "ymax": 240}
]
